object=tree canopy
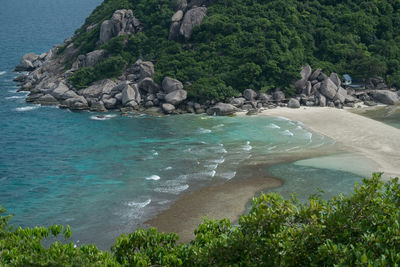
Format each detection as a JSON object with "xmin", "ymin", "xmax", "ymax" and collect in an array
[
  {"xmin": 68, "ymin": 0, "xmax": 400, "ymax": 101},
  {"xmin": 1, "ymin": 174, "xmax": 400, "ymax": 266}
]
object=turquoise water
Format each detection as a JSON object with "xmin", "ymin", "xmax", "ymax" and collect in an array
[{"xmin": 0, "ymin": 0, "xmax": 366, "ymax": 250}]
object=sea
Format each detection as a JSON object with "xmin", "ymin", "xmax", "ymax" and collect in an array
[{"xmin": 0, "ymin": 0, "xmax": 394, "ymax": 250}]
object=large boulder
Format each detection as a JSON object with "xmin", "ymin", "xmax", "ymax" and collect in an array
[
  {"xmin": 103, "ymin": 97, "xmax": 117, "ymax": 109},
  {"xmin": 329, "ymin": 73, "xmax": 341, "ymax": 88},
  {"xmin": 207, "ymin": 103, "xmax": 238, "ymax": 116},
  {"xmin": 300, "ymin": 64, "xmax": 312, "ymax": 81},
  {"xmin": 319, "ymin": 78, "xmax": 338, "ymax": 100},
  {"xmin": 162, "ymin": 103, "xmax": 176, "ymax": 114},
  {"xmin": 309, "ymin": 68, "xmax": 322, "ymax": 81},
  {"xmin": 139, "ymin": 61, "xmax": 154, "ymax": 79},
  {"xmin": 122, "ymin": 84, "xmax": 141, "ymax": 105},
  {"xmin": 78, "ymin": 79, "xmax": 117, "ymax": 99},
  {"xmin": 162, "ymin": 77, "xmax": 183, "ymax": 93},
  {"xmin": 51, "ymin": 82, "xmax": 78, "ymax": 100},
  {"xmin": 64, "ymin": 96, "xmax": 89, "ymax": 110},
  {"xmin": 230, "ymin": 97, "xmax": 246, "ymax": 107},
  {"xmin": 15, "ymin": 53, "xmax": 38, "ymax": 71},
  {"xmin": 99, "ymin": 9, "xmax": 141, "ymax": 44},
  {"xmin": 179, "ymin": 7, "xmax": 207, "ymax": 40},
  {"xmin": 316, "ymin": 92, "xmax": 326, "ymax": 107},
  {"xmin": 85, "ymin": 50, "xmax": 107, "ymax": 67},
  {"xmin": 37, "ymin": 94, "xmax": 59, "ymax": 105},
  {"xmin": 139, "ymin": 77, "xmax": 160, "ymax": 94},
  {"xmin": 288, "ymin": 98, "xmax": 300, "ymax": 109},
  {"xmin": 258, "ymin": 93, "xmax": 272, "ymax": 103},
  {"xmin": 172, "ymin": 10, "xmax": 184, "ymax": 22},
  {"xmin": 334, "ymin": 87, "xmax": 347, "ymax": 104},
  {"xmin": 243, "ymin": 89, "xmax": 257, "ymax": 101},
  {"xmin": 165, "ymin": 89, "xmax": 187, "ymax": 105},
  {"xmin": 370, "ymin": 90, "xmax": 400, "ymax": 105},
  {"xmin": 272, "ymin": 89, "xmax": 285, "ymax": 101}
]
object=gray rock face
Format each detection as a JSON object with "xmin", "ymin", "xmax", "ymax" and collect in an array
[
  {"xmin": 334, "ymin": 87, "xmax": 347, "ymax": 104},
  {"xmin": 329, "ymin": 73, "xmax": 341, "ymax": 88},
  {"xmin": 122, "ymin": 84, "xmax": 141, "ymax": 105},
  {"xmin": 179, "ymin": 7, "xmax": 207, "ymax": 40},
  {"xmin": 172, "ymin": 10, "xmax": 184, "ymax": 22},
  {"xmin": 302, "ymin": 81, "xmax": 312, "ymax": 96},
  {"xmin": 103, "ymin": 98, "xmax": 117, "ymax": 109},
  {"xmin": 165, "ymin": 89, "xmax": 187, "ymax": 105},
  {"xmin": 37, "ymin": 94, "xmax": 59, "ymax": 105},
  {"xmin": 300, "ymin": 64, "xmax": 312, "ymax": 81},
  {"xmin": 273, "ymin": 90, "xmax": 285, "ymax": 101},
  {"xmin": 370, "ymin": 90, "xmax": 400, "ymax": 105},
  {"xmin": 207, "ymin": 103, "xmax": 238, "ymax": 116},
  {"xmin": 168, "ymin": 21, "xmax": 181, "ymax": 41},
  {"xmin": 230, "ymin": 97, "xmax": 246, "ymax": 107},
  {"xmin": 51, "ymin": 82, "xmax": 78, "ymax": 100},
  {"xmin": 90, "ymin": 101, "xmax": 107, "ymax": 112},
  {"xmin": 162, "ymin": 103, "xmax": 176, "ymax": 114},
  {"xmin": 243, "ymin": 89, "xmax": 257, "ymax": 101},
  {"xmin": 288, "ymin": 98, "xmax": 300, "ymax": 108},
  {"xmin": 78, "ymin": 79, "xmax": 117, "ymax": 99},
  {"xmin": 99, "ymin": 9, "xmax": 141, "ymax": 44},
  {"xmin": 139, "ymin": 61, "xmax": 154, "ymax": 79},
  {"xmin": 309, "ymin": 68, "xmax": 322, "ymax": 81},
  {"xmin": 15, "ymin": 53, "xmax": 39, "ymax": 71},
  {"xmin": 139, "ymin": 77, "xmax": 160, "ymax": 94},
  {"xmin": 162, "ymin": 77, "xmax": 183, "ymax": 93},
  {"xmin": 85, "ymin": 50, "xmax": 107, "ymax": 67},
  {"xmin": 320, "ymin": 78, "xmax": 338, "ymax": 99},
  {"xmin": 65, "ymin": 96, "xmax": 88, "ymax": 110},
  {"xmin": 258, "ymin": 93, "xmax": 272, "ymax": 103}
]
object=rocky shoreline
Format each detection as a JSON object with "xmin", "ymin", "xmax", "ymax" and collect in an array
[{"xmin": 13, "ymin": 6, "xmax": 400, "ymax": 116}]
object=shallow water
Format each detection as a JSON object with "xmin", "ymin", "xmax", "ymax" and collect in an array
[
  {"xmin": 354, "ymin": 106, "xmax": 400, "ymax": 129},
  {"xmin": 0, "ymin": 0, "xmax": 370, "ymax": 250}
]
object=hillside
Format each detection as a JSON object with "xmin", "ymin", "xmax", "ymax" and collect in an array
[{"xmin": 65, "ymin": 0, "xmax": 400, "ymax": 101}]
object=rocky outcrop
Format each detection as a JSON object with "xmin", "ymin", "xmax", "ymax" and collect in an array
[
  {"xmin": 165, "ymin": 90, "xmax": 187, "ymax": 105},
  {"xmin": 78, "ymin": 79, "xmax": 117, "ymax": 99},
  {"xmin": 207, "ymin": 103, "xmax": 238, "ymax": 116},
  {"xmin": 179, "ymin": 7, "xmax": 207, "ymax": 40},
  {"xmin": 320, "ymin": 78, "xmax": 338, "ymax": 100},
  {"xmin": 72, "ymin": 50, "xmax": 107, "ymax": 70},
  {"xmin": 243, "ymin": 89, "xmax": 257, "ymax": 101},
  {"xmin": 162, "ymin": 77, "xmax": 184, "ymax": 93},
  {"xmin": 288, "ymin": 98, "xmax": 300, "ymax": 108},
  {"xmin": 99, "ymin": 9, "xmax": 142, "ymax": 44},
  {"xmin": 370, "ymin": 90, "xmax": 400, "ymax": 105}
]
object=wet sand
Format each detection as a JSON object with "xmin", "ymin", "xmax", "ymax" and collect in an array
[{"xmin": 258, "ymin": 107, "xmax": 400, "ymax": 179}]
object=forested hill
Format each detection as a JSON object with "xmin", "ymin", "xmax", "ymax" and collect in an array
[{"xmin": 67, "ymin": 0, "xmax": 400, "ymax": 101}]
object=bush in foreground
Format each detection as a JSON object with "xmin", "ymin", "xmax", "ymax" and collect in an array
[{"xmin": 1, "ymin": 173, "xmax": 399, "ymax": 266}]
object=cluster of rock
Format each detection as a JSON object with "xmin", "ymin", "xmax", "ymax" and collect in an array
[
  {"xmin": 168, "ymin": 0, "xmax": 210, "ymax": 40},
  {"xmin": 289, "ymin": 65, "xmax": 400, "ymax": 109}
]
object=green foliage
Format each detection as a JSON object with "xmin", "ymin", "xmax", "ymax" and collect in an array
[
  {"xmin": 69, "ymin": 0, "xmax": 400, "ymax": 99},
  {"xmin": 69, "ymin": 56, "xmax": 128, "ymax": 88},
  {"xmin": 2, "ymin": 174, "xmax": 400, "ymax": 266}
]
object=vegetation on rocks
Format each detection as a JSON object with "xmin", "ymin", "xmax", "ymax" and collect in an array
[
  {"xmin": 67, "ymin": 0, "xmax": 400, "ymax": 101},
  {"xmin": 1, "ymin": 174, "xmax": 400, "ymax": 266}
]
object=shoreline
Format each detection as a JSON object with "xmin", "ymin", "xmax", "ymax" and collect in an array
[
  {"xmin": 146, "ymin": 106, "xmax": 400, "ymax": 243},
  {"xmin": 256, "ymin": 106, "xmax": 400, "ymax": 179}
]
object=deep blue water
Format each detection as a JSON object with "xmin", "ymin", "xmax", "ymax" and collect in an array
[{"xmin": 0, "ymin": 0, "xmax": 366, "ymax": 250}]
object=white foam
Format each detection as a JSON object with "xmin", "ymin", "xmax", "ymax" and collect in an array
[
  {"xmin": 281, "ymin": 130, "xmax": 294, "ymax": 136},
  {"xmin": 296, "ymin": 125, "xmax": 303, "ymax": 130},
  {"xmin": 305, "ymin": 132, "xmax": 313, "ymax": 142},
  {"xmin": 164, "ymin": 166, "xmax": 173, "ymax": 170},
  {"xmin": 211, "ymin": 157, "xmax": 225, "ymax": 164},
  {"xmin": 220, "ymin": 171, "xmax": 236, "ymax": 180},
  {"xmin": 6, "ymin": 95, "xmax": 25, "ymax": 99},
  {"xmin": 286, "ymin": 146, "xmax": 300, "ymax": 152},
  {"xmin": 0, "ymin": 71, "xmax": 6, "ymax": 76},
  {"xmin": 213, "ymin": 124, "xmax": 224, "ymax": 129},
  {"xmin": 90, "ymin": 114, "xmax": 117, "ymax": 121},
  {"xmin": 198, "ymin": 128, "xmax": 212, "ymax": 134},
  {"xmin": 266, "ymin": 123, "xmax": 280, "ymax": 129},
  {"xmin": 267, "ymin": 145, "xmax": 277, "ymax": 151},
  {"xmin": 154, "ymin": 184, "xmax": 189, "ymax": 194},
  {"xmin": 152, "ymin": 150, "xmax": 159, "ymax": 156},
  {"xmin": 207, "ymin": 170, "xmax": 216, "ymax": 177},
  {"xmin": 127, "ymin": 199, "xmax": 151, "ymax": 208},
  {"xmin": 146, "ymin": 175, "xmax": 161, "ymax": 181},
  {"xmin": 205, "ymin": 164, "xmax": 218, "ymax": 170},
  {"xmin": 15, "ymin": 105, "xmax": 39, "ymax": 112},
  {"xmin": 243, "ymin": 141, "xmax": 252, "ymax": 151}
]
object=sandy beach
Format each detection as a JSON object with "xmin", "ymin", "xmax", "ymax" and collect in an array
[{"xmin": 258, "ymin": 107, "xmax": 400, "ymax": 179}]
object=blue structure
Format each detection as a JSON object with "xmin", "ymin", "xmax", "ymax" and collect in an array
[{"xmin": 342, "ymin": 74, "xmax": 352, "ymax": 85}]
